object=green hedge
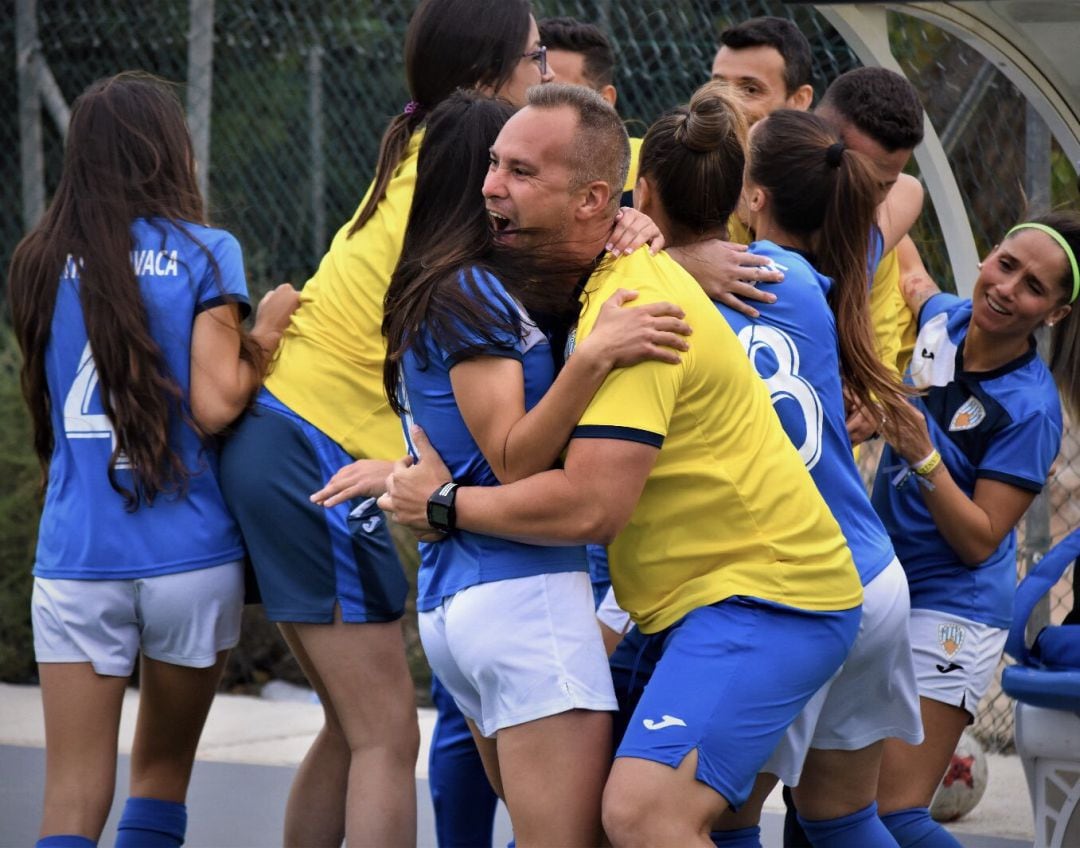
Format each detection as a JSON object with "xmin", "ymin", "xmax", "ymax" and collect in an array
[{"xmin": 0, "ymin": 328, "xmax": 39, "ymax": 684}]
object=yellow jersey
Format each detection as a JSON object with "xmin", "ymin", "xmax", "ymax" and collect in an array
[
  {"xmin": 624, "ymin": 136, "xmax": 643, "ymax": 193},
  {"xmin": 868, "ymin": 247, "xmax": 905, "ymax": 378},
  {"xmin": 265, "ymin": 133, "xmax": 422, "ymax": 460},
  {"xmin": 726, "ymin": 212, "xmax": 753, "ymax": 245},
  {"xmin": 893, "ymin": 258, "xmax": 918, "ymax": 376},
  {"xmin": 571, "ymin": 249, "xmax": 862, "ymax": 634}
]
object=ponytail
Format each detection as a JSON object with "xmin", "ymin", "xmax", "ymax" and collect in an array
[
  {"xmin": 750, "ymin": 110, "xmax": 914, "ymax": 426},
  {"xmin": 348, "ymin": 108, "xmax": 427, "ymax": 236},
  {"xmin": 818, "ymin": 141, "xmax": 913, "ymax": 428}
]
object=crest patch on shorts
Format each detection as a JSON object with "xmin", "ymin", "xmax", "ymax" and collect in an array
[
  {"xmin": 949, "ymin": 396, "xmax": 986, "ymax": 431},
  {"xmin": 939, "ymin": 622, "xmax": 966, "ymax": 657}
]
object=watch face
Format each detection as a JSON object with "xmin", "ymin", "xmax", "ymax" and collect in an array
[{"xmin": 429, "ymin": 503, "xmax": 451, "ymax": 529}]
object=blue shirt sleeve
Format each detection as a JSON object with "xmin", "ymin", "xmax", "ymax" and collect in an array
[
  {"xmin": 194, "ymin": 229, "xmax": 251, "ymax": 318},
  {"xmin": 978, "ymin": 407, "xmax": 1060, "ymax": 493},
  {"xmin": 439, "ymin": 268, "xmax": 523, "ymax": 367}
]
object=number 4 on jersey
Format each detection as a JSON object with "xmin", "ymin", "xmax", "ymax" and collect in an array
[{"xmin": 63, "ymin": 341, "xmax": 130, "ymax": 468}]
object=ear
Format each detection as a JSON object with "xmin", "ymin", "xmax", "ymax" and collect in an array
[
  {"xmin": 1047, "ymin": 303, "xmax": 1071, "ymax": 328},
  {"xmin": 600, "ymin": 84, "xmax": 618, "ymax": 107},
  {"xmin": 634, "ymin": 175, "xmax": 653, "ymax": 216},
  {"xmin": 574, "ymin": 179, "xmax": 614, "ymax": 221},
  {"xmin": 741, "ymin": 184, "xmax": 767, "ymax": 233},
  {"xmin": 744, "ymin": 183, "xmax": 766, "ymax": 213},
  {"xmin": 787, "ymin": 84, "xmax": 814, "ymax": 112}
]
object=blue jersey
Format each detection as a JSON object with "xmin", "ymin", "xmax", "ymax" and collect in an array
[
  {"xmin": 35, "ymin": 218, "xmax": 249, "ymax": 580},
  {"xmin": 399, "ymin": 268, "xmax": 587, "ymax": 612},
  {"xmin": 716, "ymin": 241, "xmax": 896, "ymax": 586},
  {"xmin": 872, "ymin": 293, "xmax": 1061, "ymax": 628}
]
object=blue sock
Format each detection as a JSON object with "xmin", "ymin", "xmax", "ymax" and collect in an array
[
  {"xmin": 880, "ymin": 807, "xmax": 963, "ymax": 848},
  {"xmin": 798, "ymin": 802, "xmax": 897, "ymax": 847},
  {"xmin": 429, "ymin": 677, "xmax": 498, "ymax": 847},
  {"xmin": 709, "ymin": 825, "xmax": 761, "ymax": 847},
  {"xmin": 114, "ymin": 797, "xmax": 187, "ymax": 848},
  {"xmin": 36, "ymin": 837, "xmax": 96, "ymax": 848}
]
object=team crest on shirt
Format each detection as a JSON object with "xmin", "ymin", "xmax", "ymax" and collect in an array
[
  {"xmin": 949, "ymin": 396, "xmax": 986, "ymax": 432},
  {"xmin": 938, "ymin": 623, "xmax": 966, "ymax": 657}
]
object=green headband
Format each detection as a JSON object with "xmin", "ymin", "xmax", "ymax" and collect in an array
[{"xmin": 1005, "ymin": 222, "xmax": 1080, "ymax": 304}]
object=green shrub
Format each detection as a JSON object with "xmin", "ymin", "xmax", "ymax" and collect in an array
[{"xmin": 0, "ymin": 326, "xmax": 40, "ymax": 684}]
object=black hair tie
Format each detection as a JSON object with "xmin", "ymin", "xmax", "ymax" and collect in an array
[{"xmin": 825, "ymin": 141, "xmax": 845, "ymax": 168}]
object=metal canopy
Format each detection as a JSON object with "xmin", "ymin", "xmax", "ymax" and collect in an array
[{"xmin": 808, "ymin": 2, "xmax": 1080, "ymax": 297}]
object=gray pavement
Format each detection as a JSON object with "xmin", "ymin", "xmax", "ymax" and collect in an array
[{"xmin": 0, "ymin": 683, "xmax": 1033, "ymax": 847}]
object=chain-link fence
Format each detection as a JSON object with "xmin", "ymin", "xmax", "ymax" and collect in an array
[{"xmin": 4, "ymin": 0, "xmax": 1078, "ymax": 747}]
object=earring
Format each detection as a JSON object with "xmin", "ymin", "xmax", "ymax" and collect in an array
[{"xmin": 1048, "ymin": 321, "xmax": 1056, "ymax": 327}]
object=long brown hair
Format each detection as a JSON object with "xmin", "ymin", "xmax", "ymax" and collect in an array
[
  {"xmin": 749, "ymin": 109, "xmax": 912, "ymax": 424},
  {"xmin": 349, "ymin": 0, "xmax": 532, "ymax": 237},
  {"xmin": 7, "ymin": 71, "xmax": 254, "ymax": 509}
]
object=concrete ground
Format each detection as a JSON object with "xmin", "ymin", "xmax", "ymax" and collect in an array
[{"xmin": 0, "ymin": 682, "xmax": 1034, "ymax": 847}]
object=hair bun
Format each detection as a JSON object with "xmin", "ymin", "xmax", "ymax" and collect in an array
[
  {"xmin": 675, "ymin": 81, "xmax": 749, "ymax": 154},
  {"xmin": 677, "ymin": 100, "xmax": 723, "ymax": 152},
  {"xmin": 676, "ymin": 110, "xmax": 707, "ymax": 153}
]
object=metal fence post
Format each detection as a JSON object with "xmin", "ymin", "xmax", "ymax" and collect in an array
[
  {"xmin": 187, "ymin": 0, "xmax": 215, "ymax": 205},
  {"xmin": 308, "ymin": 44, "xmax": 326, "ymax": 263},
  {"xmin": 15, "ymin": 0, "xmax": 44, "ymax": 230}
]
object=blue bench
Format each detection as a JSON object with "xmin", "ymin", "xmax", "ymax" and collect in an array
[{"xmin": 1002, "ymin": 527, "xmax": 1080, "ymax": 848}]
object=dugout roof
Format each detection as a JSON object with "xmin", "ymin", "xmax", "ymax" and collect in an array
[{"xmin": 802, "ymin": 2, "xmax": 1080, "ymax": 296}]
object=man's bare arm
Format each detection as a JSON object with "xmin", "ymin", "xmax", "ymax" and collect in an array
[{"xmin": 379, "ymin": 425, "xmax": 658, "ymax": 546}]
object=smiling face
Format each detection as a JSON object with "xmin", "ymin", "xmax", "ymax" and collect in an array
[
  {"xmin": 972, "ymin": 228, "xmax": 1072, "ymax": 338},
  {"xmin": 491, "ymin": 16, "xmax": 554, "ymax": 108},
  {"xmin": 482, "ymin": 104, "xmax": 580, "ymax": 249}
]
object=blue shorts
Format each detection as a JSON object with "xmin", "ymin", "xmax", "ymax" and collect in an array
[
  {"xmin": 615, "ymin": 596, "xmax": 860, "ymax": 809},
  {"xmin": 586, "ymin": 544, "xmax": 611, "ymax": 609},
  {"xmin": 219, "ymin": 389, "xmax": 407, "ymax": 624}
]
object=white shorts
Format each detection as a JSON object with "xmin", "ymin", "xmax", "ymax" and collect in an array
[
  {"xmin": 32, "ymin": 561, "xmax": 244, "ymax": 677},
  {"xmin": 419, "ymin": 570, "xmax": 617, "ymax": 738},
  {"xmin": 596, "ymin": 585, "xmax": 632, "ymax": 636},
  {"xmin": 765, "ymin": 558, "xmax": 924, "ymax": 786},
  {"xmin": 909, "ymin": 607, "xmax": 1007, "ymax": 718}
]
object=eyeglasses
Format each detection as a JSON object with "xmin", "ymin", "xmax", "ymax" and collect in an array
[{"xmin": 523, "ymin": 45, "xmax": 548, "ymax": 76}]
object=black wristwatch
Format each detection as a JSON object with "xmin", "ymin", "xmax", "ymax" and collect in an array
[{"xmin": 427, "ymin": 482, "xmax": 460, "ymax": 533}]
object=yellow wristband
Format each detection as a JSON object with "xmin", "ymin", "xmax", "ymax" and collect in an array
[{"xmin": 913, "ymin": 449, "xmax": 942, "ymax": 477}]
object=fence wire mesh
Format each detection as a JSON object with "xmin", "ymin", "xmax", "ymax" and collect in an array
[{"xmin": 4, "ymin": 0, "xmax": 1079, "ymax": 749}]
